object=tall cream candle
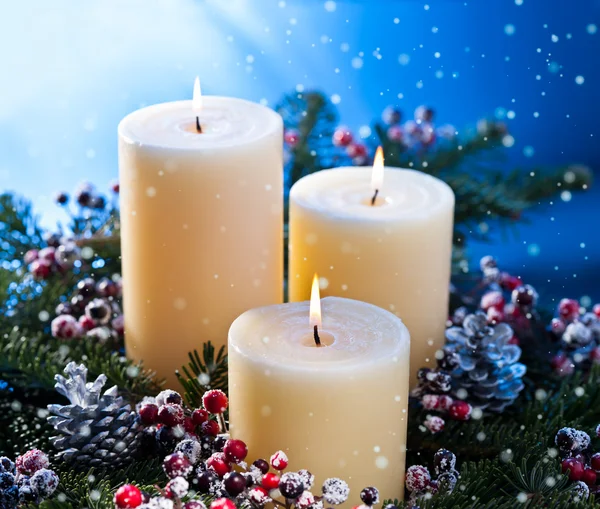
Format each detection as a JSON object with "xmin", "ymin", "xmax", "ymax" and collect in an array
[
  {"xmin": 229, "ymin": 287, "xmax": 410, "ymax": 503},
  {"xmin": 288, "ymin": 160, "xmax": 454, "ymax": 384},
  {"xmin": 119, "ymin": 84, "xmax": 283, "ymax": 387}
]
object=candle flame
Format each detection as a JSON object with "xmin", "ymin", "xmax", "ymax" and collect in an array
[
  {"xmin": 309, "ymin": 273, "xmax": 322, "ymax": 328},
  {"xmin": 193, "ymin": 77, "xmax": 202, "ymax": 114},
  {"xmin": 371, "ymin": 146, "xmax": 385, "ymax": 191}
]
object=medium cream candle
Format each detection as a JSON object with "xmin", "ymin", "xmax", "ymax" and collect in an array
[
  {"xmin": 229, "ymin": 277, "xmax": 410, "ymax": 502},
  {"xmin": 288, "ymin": 151, "xmax": 454, "ymax": 384},
  {"xmin": 119, "ymin": 80, "xmax": 283, "ymax": 387}
]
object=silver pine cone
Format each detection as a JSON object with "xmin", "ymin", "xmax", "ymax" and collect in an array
[{"xmin": 47, "ymin": 362, "xmax": 142, "ymax": 467}]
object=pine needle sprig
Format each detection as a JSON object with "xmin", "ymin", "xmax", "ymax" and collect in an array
[{"xmin": 176, "ymin": 342, "xmax": 228, "ymax": 407}]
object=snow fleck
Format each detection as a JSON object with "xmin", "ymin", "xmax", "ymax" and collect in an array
[
  {"xmin": 527, "ymin": 244, "xmax": 540, "ymax": 257},
  {"xmin": 324, "ymin": 1, "xmax": 336, "ymax": 12},
  {"xmin": 173, "ymin": 298, "xmax": 187, "ymax": 310},
  {"xmin": 587, "ymin": 24, "xmax": 597, "ymax": 35},
  {"xmin": 126, "ymin": 365, "xmax": 140, "ymax": 378},
  {"xmin": 545, "ymin": 476, "xmax": 556, "ymax": 487},
  {"xmin": 261, "ymin": 405, "xmax": 272, "ymax": 417},
  {"xmin": 456, "ymin": 388, "xmax": 468, "ymax": 400},
  {"xmin": 290, "ymin": 18, "xmax": 297, "ymax": 25},
  {"xmin": 471, "ymin": 407, "xmax": 483, "ymax": 420},
  {"xmin": 507, "ymin": 110, "xmax": 516, "ymax": 119},
  {"xmin": 535, "ymin": 389, "xmax": 548, "ymax": 401},
  {"xmin": 477, "ymin": 432, "xmax": 486, "ymax": 441},
  {"xmin": 561, "ymin": 191, "xmax": 572, "ymax": 202},
  {"xmin": 516, "ymin": 492, "xmax": 528, "ymax": 503},
  {"xmin": 351, "ymin": 57, "xmax": 363, "ymax": 69},
  {"xmin": 331, "ymin": 94, "xmax": 341, "ymax": 104},
  {"xmin": 575, "ymin": 386, "xmax": 585, "ymax": 397},
  {"xmin": 515, "ymin": 0, "xmax": 523, "ymax": 5},
  {"xmin": 262, "ymin": 336, "xmax": 270, "ymax": 344},
  {"xmin": 398, "ymin": 53, "xmax": 410, "ymax": 65},
  {"xmin": 38, "ymin": 310, "xmax": 50, "ymax": 321},
  {"xmin": 502, "ymin": 135, "xmax": 515, "ymax": 148},
  {"xmin": 373, "ymin": 446, "xmax": 381, "ymax": 453},
  {"xmin": 202, "ymin": 318, "xmax": 210, "ymax": 325},
  {"xmin": 341, "ymin": 284, "xmax": 348, "ymax": 291},
  {"xmin": 359, "ymin": 125, "xmax": 372, "ymax": 138},
  {"xmin": 319, "ymin": 277, "xmax": 329, "ymax": 290},
  {"xmin": 393, "ymin": 17, "xmax": 400, "ymax": 24},
  {"xmin": 146, "ymin": 187, "xmax": 157, "ymax": 197},
  {"xmin": 214, "ymin": 274, "xmax": 219, "ymax": 279},
  {"xmin": 394, "ymin": 395, "xmax": 401, "ymax": 402},
  {"xmin": 500, "ymin": 449, "xmax": 514, "ymax": 463},
  {"xmin": 416, "ymin": 80, "xmax": 424, "ymax": 89},
  {"xmin": 523, "ymin": 146, "xmax": 535, "ymax": 157},
  {"xmin": 278, "ymin": 0, "xmax": 286, "ymax": 6},
  {"xmin": 551, "ymin": 34, "xmax": 559, "ymax": 42},
  {"xmin": 575, "ymin": 75, "xmax": 585, "ymax": 85},
  {"xmin": 434, "ymin": 51, "xmax": 441, "ymax": 58},
  {"xmin": 504, "ymin": 24, "xmax": 516, "ymax": 36},
  {"xmin": 375, "ymin": 456, "xmax": 389, "ymax": 469}
]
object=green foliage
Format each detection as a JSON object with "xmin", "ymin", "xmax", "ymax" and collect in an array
[{"xmin": 176, "ymin": 342, "xmax": 229, "ymax": 408}]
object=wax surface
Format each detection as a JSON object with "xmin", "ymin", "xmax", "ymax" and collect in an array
[
  {"xmin": 119, "ymin": 96, "xmax": 283, "ymax": 387},
  {"xmin": 288, "ymin": 167, "xmax": 454, "ymax": 385},
  {"xmin": 229, "ymin": 297, "xmax": 410, "ymax": 503}
]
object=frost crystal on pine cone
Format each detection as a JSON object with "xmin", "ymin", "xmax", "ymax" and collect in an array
[
  {"xmin": 47, "ymin": 362, "xmax": 142, "ymax": 467},
  {"xmin": 444, "ymin": 311, "xmax": 526, "ymax": 412}
]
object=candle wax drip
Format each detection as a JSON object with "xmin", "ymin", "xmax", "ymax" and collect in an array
[{"xmin": 313, "ymin": 325, "xmax": 321, "ymax": 347}]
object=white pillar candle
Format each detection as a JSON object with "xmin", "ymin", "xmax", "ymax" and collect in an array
[
  {"xmin": 288, "ymin": 156, "xmax": 454, "ymax": 384},
  {"xmin": 229, "ymin": 279, "xmax": 410, "ymax": 502},
  {"xmin": 119, "ymin": 81, "xmax": 283, "ymax": 386}
]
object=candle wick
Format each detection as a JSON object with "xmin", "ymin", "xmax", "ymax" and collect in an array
[
  {"xmin": 313, "ymin": 325, "xmax": 321, "ymax": 347},
  {"xmin": 371, "ymin": 189, "xmax": 379, "ymax": 206},
  {"xmin": 196, "ymin": 116, "xmax": 203, "ymax": 133}
]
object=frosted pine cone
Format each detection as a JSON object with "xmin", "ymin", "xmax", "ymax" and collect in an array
[
  {"xmin": 444, "ymin": 311, "xmax": 526, "ymax": 412},
  {"xmin": 47, "ymin": 362, "xmax": 142, "ymax": 467}
]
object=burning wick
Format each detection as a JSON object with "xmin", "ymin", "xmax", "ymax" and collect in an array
[
  {"xmin": 371, "ymin": 146, "xmax": 384, "ymax": 206},
  {"xmin": 193, "ymin": 76, "xmax": 203, "ymax": 133},
  {"xmin": 309, "ymin": 273, "xmax": 322, "ymax": 347}
]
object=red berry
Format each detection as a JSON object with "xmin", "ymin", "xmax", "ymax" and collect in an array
[
  {"xmin": 223, "ymin": 439, "xmax": 248, "ymax": 463},
  {"xmin": 449, "ymin": 401, "xmax": 472, "ymax": 421},
  {"xmin": 78, "ymin": 315, "xmax": 96, "ymax": 332},
  {"xmin": 192, "ymin": 408, "xmax": 209, "ymax": 425},
  {"xmin": 16, "ymin": 449, "xmax": 49, "ymax": 475},
  {"xmin": 114, "ymin": 484, "xmax": 143, "ymax": 508},
  {"xmin": 346, "ymin": 143, "xmax": 367, "ymax": 158},
  {"xmin": 333, "ymin": 127, "xmax": 353, "ymax": 147},
  {"xmin": 158, "ymin": 403, "xmax": 185, "ymax": 427},
  {"xmin": 486, "ymin": 306, "xmax": 505, "ymax": 324},
  {"xmin": 138, "ymin": 403, "xmax": 159, "ymax": 425},
  {"xmin": 594, "ymin": 304, "xmax": 600, "ymax": 318},
  {"xmin": 500, "ymin": 273, "xmax": 521, "ymax": 291},
  {"xmin": 561, "ymin": 458, "xmax": 585, "ymax": 481},
  {"xmin": 480, "ymin": 291, "xmax": 505, "ymax": 311},
  {"xmin": 262, "ymin": 472, "xmax": 280, "ymax": 490},
  {"xmin": 31, "ymin": 259, "xmax": 52, "ymax": 279},
  {"xmin": 202, "ymin": 390, "xmax": 228, "ymax": 414},
  {"xmin": 38, "ymin": 247, "xmax": 56, "ymax": 263},
  {"xmin": 210, "ymin": 498, "xmax": 237, "ymax": 509},
  {"xmin": 582, "ymin": 468, "xmax": 597, "ymax": 486},
  {"xmin": 405, "ymin": 465, "xmax": 431, "ymax": 492},
  {"xmin": 422, "ymin": 394, "xmax": 440, "ymax": 410},
  {"xmin": 508, "ymin": 335, "xmax": 520, "ymax": 345},
  {"xmin": 284, "ymin": 129, "xmax": 300, "ymax": 146},
  {"xmin": 424, "ymin": 415, "xmax": 445, "ymax": 433},
  {"xmin": 551, "ymin": 318, "xmax": 566, "ymax": 335},
  {"xmin": 183, "ymin": 417, "xmax": 196, "ymax": 433},
  {"xmin": 558, "ymin": 298, "xmax": 580, "ymax": 321},
  {"xmin": 248, "ymin": 487, "xmax": 271, "ymax": 507},
  {"xmin": 201, "ymin": 420, "xmax": 220, "ymax": 436},
  {"xmin": 387, "ymin": 125, "xmax": 403, "ymax": 142},
  {"xmin": 270, "ymin": 450, "xmax": 288, "ymax": 470},
  {"xmin": 207, "ymin": 452, "xmax": 231, "ymax": 477},
  {"xmin": 591, "ymin": 452, "xmax": 600, "ymax": 471},
  {"xmin": 163, "ymin": 453, "xmax": 192, "ymax": 479},
  {"xmin": 110, "ymin": 180, "xmax": 120, "ymax": 194}
]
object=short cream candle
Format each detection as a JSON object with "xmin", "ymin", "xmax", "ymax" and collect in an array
[
  {"xmin": 119, "ymin": 81, "xmax": 283, "ymax": 386},
  {"xmin": 288, "ymin": 154, "xmax": 454, "ymax": 384},
  {"xmin": 228, "ymin": 280, "xmax": 410, "ymax": 502}
]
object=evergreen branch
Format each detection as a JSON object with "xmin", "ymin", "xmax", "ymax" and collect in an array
[{"xmin": 176, "ymin": 342, "xmax": 229, "ymax": 407}]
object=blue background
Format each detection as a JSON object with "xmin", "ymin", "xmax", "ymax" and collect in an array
[{"xmin": 0, "ymin": 0, "xmax": 598, "ymax": 305}]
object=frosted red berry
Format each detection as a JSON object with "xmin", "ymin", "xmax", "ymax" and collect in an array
[
  {"xmin": 16, "ymin": 449, "xmax": 49, "ymax": 475},
  {"xmin": 284, "ymin": 129, "xmax": 300, "ymax": 146},
  {"xmin": 31, "ymin": 260, "xmax": 52, "ymax": 279},
  {"xmin": 558, "ymin": 298, "xmax": 580, "ymax": 321},
  {"xmin": 360, "ymin": 487, "xmax": 380, "ymax": 505},
  {"xmin": 163, "ymin": 453, "xmax": 193, "ymax": 479},
  {"xmin": 449, "ymin": 400, "xmax": 472, "ymax": 421},
  {"xmin": 486, "ymin": 306, "xmax": 505, "ymax": 324},
  {"xmin": 192, "ymin": 408, "xmax": 209, "ymax": 425},
  {"xmin": 158, "ymin": 404, "xmax": 185, "ymax": 427},
  {"xmin": 185, "ymin": 502, "xmax": 206, "ymax": 509},
  {"xmin": 201, "ymin": 420, "xmax": 220, "ymax": 436},
  {"xmin": 387, "ymin": 125, "xmax": 403, "ymax": 142},
  {"xmin": 405, "ymin": 465, "xmax": 431, "ymax": 492},
  {"xmin": 424, "ymin": 415, "xmax": 445, "ymax": 433},
  {"xmin": 582, "ymin": 468, "xmax": 597, "ymax": 486},
  {"xmin": 346, "ymin": 143, "xmax": 367, "ymax": 158},
  {"xmin": 480, "ymin": 291, "xmax": 505, "ymax": 311},
  {"xmin": 561, "ymin": 458, "xmax": 585, "ymax": 481},
  {"xmin": 500, "ymin": 273, "xmax": 521, "ymax": 291},
  {"xmin": 591, "ymin": 452, "xmax": 600, "ymax": 471},
  {"xmin": 207, "ymin": 452, "xmax": 231, "ymax": 477},
  {"xmin": 223, "ymin": 439, "xmax": 248, "ymax": 463},
  {"xmin": 210, "ymin": 498, "xmax": 237, "ymax": 509},
  {"xmin": 183, "ymin": 417, "xmax": 196, "ymax": 433},
  {"xmin": 114, "ymin": 484, "xmax": 143, "ymax": 508},
  {"xmin": 253, "ymin": 458, "xmax": 270, "ymax": 474},
  {"xmin": 262, "ymin": 472, "xmax": 280, "ymax": 490},
  {"xmin": 594, "ymin": 304, "xmax": 600, "ymax": 318},
  {"xmin": 202, "ymin": 390, "xmax": 228, "ymax": 414},
  {"xmin": 333, "ymin": 127, "xmax": 353, "ymax": 147},
  {"xmin": 138, "ymin": 403, "xmax": 159, "ymax": 425},
  {"xmin": 248, "ymin": 487, "xmax": 271, "ymax": 507},
  {"xmin": 270, "ymin": 450, "xmax": 288, "ymax": 470}
]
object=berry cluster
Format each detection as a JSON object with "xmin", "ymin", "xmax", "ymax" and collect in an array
[
  {"xmin": 0, "ymin": 449, "xmax": 59, "ymax": 507},
  {"xmin": 553, "ymin": 426, "xmax": 600, "ymax": 500},
  {"xmin": 24, "ymin": 242, "xmax": 82, "ymax": 280},
  {"xmin": 50, "ymin": 276, "xmax": 123, "ymax": 343},
  {"xmin": 405, "ymin": 449, "xmax": 459, "ymax": 504},
  {"xmin": 58, "ymin": 180, "xmax": 119, "ymax": 210},
  {"xmin": 136, "ymin": 388, "xmax": 229, "ymax": 459},
  {"xmin": 550, "ymin": 299, "xmax": 600, "ymax": 376}
]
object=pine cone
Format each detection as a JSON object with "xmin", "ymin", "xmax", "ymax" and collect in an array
[
  {"xmin": 47, "ymin": 362, "xmax": 142, "ymax": 467},
  {"xmin": 444, "ymin": 311, "xmax": 526, "ymax": 412}
]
